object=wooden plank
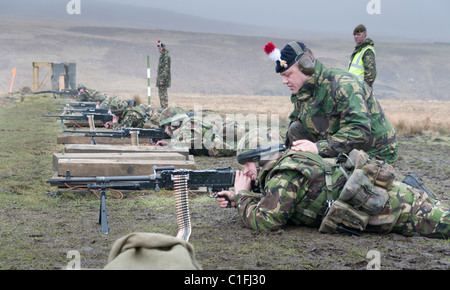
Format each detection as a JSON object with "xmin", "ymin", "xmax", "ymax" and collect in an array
[
  {"xmin": 58, "ymin": 76, "xmax": 65, "ymax": 91},
  {"xmin": 57, "ymin": 134, "xmax": 165, "ymax": 145},
  {"xmin": 56, "ymin": 156, "xmax": 196, "ymax": 176},
  {"xmin": 63, "ymin": 120, "xmax": 105, "ymax": 128},
  {"xmin": 57, "ymin": 135, "xmax": 132, "ymax": 145},
  {"xmin": 33, "ymin": 62, "xmax": 53, "ymax": 67},
  {"xmin": 64, "ymin": 144, "xmax": 190, "ymax": 157},
  {"xmin": 52, "ymin": 152, "xmax": 187, "ymax": 170},
  {"xmin": 37, "ymin": 71, "xmax": 51, "ymax": 91}
]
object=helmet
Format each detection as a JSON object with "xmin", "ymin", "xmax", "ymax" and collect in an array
[
  {"xmin": 236, "ymin": 129, "xmax": 284, "ymax": 165},
  {"xmin": 108, "ymin": 96, "xmax": 129, "ymax": 116},
  {"xmin": 159, "ymin": 106, "xmax": 189, "ymax": 127}
]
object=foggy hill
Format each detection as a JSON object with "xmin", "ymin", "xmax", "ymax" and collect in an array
[{"xmin": 0, "ymin": 13, "xmax": 449, "ymax": 100}]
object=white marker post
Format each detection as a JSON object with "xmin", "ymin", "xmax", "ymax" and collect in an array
[{"xmin": 147, "ymin": 55, "xmax": 151, "ymax": 106}]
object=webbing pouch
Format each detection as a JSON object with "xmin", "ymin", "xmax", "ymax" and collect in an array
[
  {"xmin": 319, "ymin": 200, "xmax": 369, "ymax": 234},
  {"xmin": 338, "ymin": 169, "xmax": 389, "ymax": 215}
]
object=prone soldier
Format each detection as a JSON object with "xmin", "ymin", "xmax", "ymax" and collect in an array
[
  {"xmin": 76, "ymin": 85, "xmax": 107, "ymax": 102},
  {"xmin": 216, "ymin": 130, "xmax": 450, "ymax": 239},
  {"xmin": 99, "ymin": 96, "xmax": 159, "ymax": 130},
  {"xmin": 156, "ymin": 106, "xmax": 244, "ymax": 157}
]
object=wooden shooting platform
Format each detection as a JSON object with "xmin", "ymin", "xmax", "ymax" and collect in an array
[
  {"xmin": 53, "ymin": 144, "xmax": 195, "ymax": 177},
  {"xmin": 61, "ymin": 120, "xmax": 106, "ymax": 130},
  {"xmin": 57, "ymin": 134, "xmax": 134, "ymax": 145}
]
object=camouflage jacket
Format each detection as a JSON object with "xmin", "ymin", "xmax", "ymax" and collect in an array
[
  {"xmin": 157, "ymin": 50, "xmax": 171, "ymax": 87},
  {"xmin": 234, "ymin": 150, "xmax": 450, "ymax": 238},
  {"xmin": 288, "ymin": 60, "xmax": 398, "ymax": 164},
  {"xmin": 99, "ymin": 96, "xmax": 129, "ymax": 116},
  {"xmin": 349, "ymin": 38, "xmax": 377, "ymax": 87},
  {"xmin": 76, "ymin": 88, "xmax": 106, "ymax": 102},
  {"xmin": 235, "ymin": 150, "xmax": 346, "ymax": 231},
  {"xmin": 113, "ymin": 106, "xmax": 160, "ymax": 130},
  {"xmin": 168, "ymin": 117, "xmax": 238, "ymax": 157}
]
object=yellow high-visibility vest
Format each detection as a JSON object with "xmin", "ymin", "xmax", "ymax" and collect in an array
[{"xmin": 348, "ymin": 45, "xmax": 375, "ymax": 78}]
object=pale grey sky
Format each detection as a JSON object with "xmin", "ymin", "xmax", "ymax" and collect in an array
[
  {"xmin": 2, "ymin": 0, "xmax": 449, "ymax": 42},
  {"xmin": 109, "ymin": 0, "xmax": 450, "ymax": 42}
]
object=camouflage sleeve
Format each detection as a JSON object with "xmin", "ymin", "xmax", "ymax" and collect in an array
[
  {"xmin": 362, "ymin": 50, "xmax": 376, "ymax": 87},
  {"xmin": 288, "ymin": 95, "xmax": 301, "ymax": 125},
  {"xmin": 315, "ymin": 84, "xmax": 372, "ymax": 157},
  {"xmin": 169, "ymin": 120, "xmax": 203, "ymax": 151},
  {"xmin": 76, "ymin": 92, "xmax": 89, "ymax": 102},
  {"xmin": 235, "ymin": 171, "xmax": 304, "ymax": 231},
  {"xmin": 204, "ymin": 134, "xmax": 236, "ymax": 157}
]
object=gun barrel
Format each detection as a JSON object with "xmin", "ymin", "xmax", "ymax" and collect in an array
[
  {"xmin": 46, "ymin": 174, "xmax": 159, "ymax": 185},
  {"xmin": 62, "ymin": 128, "xmax": 171, "ymax": 140},
  {"xmin": 46, "ymin": 168, "xmax": 235, "ymax": 191},
  {"xmin": 41, "ymin": 113, "xmax": 113, "ymax": 121}
]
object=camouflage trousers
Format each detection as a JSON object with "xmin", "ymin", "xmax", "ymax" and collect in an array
[
  {"xmin": 367, "ymin": 181, "xmax": 450, "ymax": 238},
  {"xmin": 158, "ymin": 86, "xmax": 169, "ymax": 109},
  {"xmin": 113, "ymin": 112, "xmax": 145, "ymax": 130}
]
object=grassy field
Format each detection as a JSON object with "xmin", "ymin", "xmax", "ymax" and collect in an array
[{"xmin": 0, "ymin": 93, "xmax": 449, "ymax": 270}]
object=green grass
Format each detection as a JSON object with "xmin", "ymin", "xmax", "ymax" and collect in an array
[{"xmin": 0, "ymin": 94, "xmax": 63, "ymax": 196}]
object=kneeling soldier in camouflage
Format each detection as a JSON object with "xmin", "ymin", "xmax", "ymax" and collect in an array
[
  {"xmin": 216, "ymin": 129, "xmax": 450, "ymax": 238},
  {"xmin": 264, "ymin": 41, "xmax": 398, "ymax": 165}
]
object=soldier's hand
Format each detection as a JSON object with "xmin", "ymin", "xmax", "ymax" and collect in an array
[
  {"xmin": 155, "ymin": 140, "xmax": 168, "ymax": 146},
  {"xmin": 291, "ymin": 140, "xmax": 319, "ymax": 154},
  {"xmin": 234, "ymin": 171, "xmax": 252, "ymax": 192},
  {"xmin": 216, "ymin": 190, "xmax": 236, "ymax": 208}
]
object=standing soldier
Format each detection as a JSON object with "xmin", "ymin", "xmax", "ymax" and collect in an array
[
  {"xmin": 348, "ymin": 24, "xmax": 377, "ymax": 88},
  {"xmin": 156, "ymin": 40, "xmax": 171, "ymax": 109}
]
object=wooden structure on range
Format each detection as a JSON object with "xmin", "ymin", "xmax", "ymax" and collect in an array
[
  {"xmin": 32, "ymin": 62, "xmax": 76, "ymax": 92},
  {"xmin": 53, "ymin": 144, "xmax": 194, "ymax": 177}
]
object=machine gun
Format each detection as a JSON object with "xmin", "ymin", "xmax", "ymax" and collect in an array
[
  {"xmin": 42, "ymin": 111, "xmax": 113, "ymax": 122},
  {"xmin": 33, "ymin": 90, "xmax": 78, "ymax": 99},
  {"xmin": 46, "ymin": 166, "xmax": 237, "ymax": 238},
  {"xmin": 56, "ymin": 102, "xmax": 97, "ymax": 109},
  {"xmin": 42, "ymin": 111, "xmax": 113, "ymax": 131},
  {"xmin": 62, "ymin": 127, "xmax": 171, "ymax": 144},
  {"xmin": 56, "ymin": 107, "xmax": 109, "ymax": 114}
]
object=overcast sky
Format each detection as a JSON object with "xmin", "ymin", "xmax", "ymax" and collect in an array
[
  {"xmin": 106, "ymin": 0, "xmax": 449, "ymax": 42},
  {"xmin": 2, "ymin": 0, "xmax": 449, "ymax": 42}
]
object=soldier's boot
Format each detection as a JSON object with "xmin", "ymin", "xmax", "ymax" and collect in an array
[{"xmin": 402, "ymin": 173, "xmax": 437, "ymax": 200}]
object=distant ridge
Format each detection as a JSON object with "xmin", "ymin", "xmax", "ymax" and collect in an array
[{"xmin": 0, "ymin": 12, "xmax": 449, "ymax": 100}]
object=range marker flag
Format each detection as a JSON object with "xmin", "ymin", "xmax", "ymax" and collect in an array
[{"xmin": 10, "ymin": 67, "xmax": 16, "ymax": 93}]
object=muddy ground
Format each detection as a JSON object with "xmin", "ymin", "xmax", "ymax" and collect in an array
[
  {"xmin": 192, "ymin": 136, "xmax": 450, "ymax": 270},
  {"xmin": 2, "ymin": 136, "xmax": 448, "ymax": 271},
  {"xmin": 0, "ymin": 93, "xmax": 448, "ymax": 271}
]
